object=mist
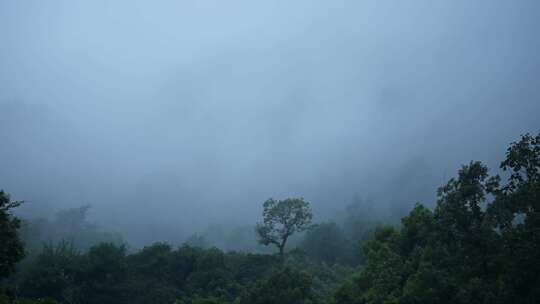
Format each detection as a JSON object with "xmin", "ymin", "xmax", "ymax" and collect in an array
[{"xmin": 1, "ymin": 0, "xmax": 539, "ymax": 247}]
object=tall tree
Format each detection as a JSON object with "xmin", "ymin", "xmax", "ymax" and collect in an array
[
  {"xmin": 0, "ymin": 190, "xmax": 25, "ymax": 279},
  {"xmin": 488, "ymin": 133, "xmax": 540, "ymax": 303},
  {"xmin": 256, "ymin": 198, "xmax": 313, "ymax": 258},
  {"xmin": 333, "ymin": 161, "xmax": 504, "ymax": 304}
]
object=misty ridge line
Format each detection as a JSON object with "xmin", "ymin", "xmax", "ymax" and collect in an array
[
  {"xmin": 0, "ymin": 0, "xmax": 539, "ymax": 249},
  {"xmin": 2, "ymin": 131, "xmax": 539, "ymax": 304}
]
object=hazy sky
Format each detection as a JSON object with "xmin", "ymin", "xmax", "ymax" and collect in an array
[{"xmin": 1, "ymin": 0, "xmax": 539, "ymax": 245}]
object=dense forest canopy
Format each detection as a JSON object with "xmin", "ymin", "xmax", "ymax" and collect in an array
[{"xmin": 1, "ymin": 133, "xmax": 539, "ymax": 303}]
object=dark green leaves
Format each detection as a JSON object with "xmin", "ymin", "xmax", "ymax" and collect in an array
[{"xmin": 256, "ymin": 198, "xmax": 313, "ymax": 256}]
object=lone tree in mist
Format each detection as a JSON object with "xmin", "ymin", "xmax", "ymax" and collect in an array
[{"xmin": 256, "ymin": 198, "xmax": 313, "ymax": 258}]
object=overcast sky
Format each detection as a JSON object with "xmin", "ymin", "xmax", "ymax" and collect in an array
[{"xmin": 1, "ymin": 0, "xmax": 539, "ymax": 245}]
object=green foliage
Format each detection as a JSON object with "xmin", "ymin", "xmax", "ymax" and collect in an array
[
  {"xmin": 175, "ymin": 296, "xmax": 228, "ymax": 304},
  {"xmin": 333, "ymin": 133, "xmax": 540, "ymax": 304},
  {"xmin": 191, "ymin": 296, "xmax": 227, "ymax": 304},
  {"xmin": 240, "ymin": 266, "xmax": 315, "ymax": 304},
  {"xmin": 487, "ymin": 133, "xmax": 540, "ymax": 303},
  {"xmin": 80, "ymin": 242, "xmax": 129, "ymax": 303},
  {"xmin": 11, "ymin": 242, "xmax": 282, "ymax": 304},
  {"xmin": 12, "ymin": 299, "xmax": 56, "ymax": 304},
  {"xmin": 3, "ymin": 133, "xmax": 539, "ymax": 304},
  {"xmin": 18, "ymin": 241, "xmax": 82, "ymax": 301},
  {"xmin": 9, "ymin": 240, "xmax": 350, "ymax": 304},
  {"xmin": 0, "ymin": 191, "xmax": 24, "ymax": 279},
  {"xmin": 256, "ymin": 198, "xmax": 313, "ymax": 256},
  {"xmin": 284, "ymin": 250, "xmax": 354, "ymax": 303}
]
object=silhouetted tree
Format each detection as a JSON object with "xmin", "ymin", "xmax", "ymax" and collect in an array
[
  {"xmin": 256, "ymin": 198, "xmax": 313, "ymax": 258},
  {"xmin": 0, "ymin": 190, "xmax": 24, "ymax": 279},
  {"xmin": 333, "ymin": 160, "xmax": 508, "ymax": 303},
  {"xmin": 487, "ymin": 133, "xmax": 540, "ymax": 303}
]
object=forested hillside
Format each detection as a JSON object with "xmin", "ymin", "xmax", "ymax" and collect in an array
[{"xmin": 1, "ymin": 132, "xmax": 539, "ymax": 304}]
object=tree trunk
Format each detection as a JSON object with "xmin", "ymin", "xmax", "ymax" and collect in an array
[{"xmin": 278, "ymin": 244, "xmax": 285, "ymax": 262}]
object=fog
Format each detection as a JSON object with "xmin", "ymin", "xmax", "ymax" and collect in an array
[{"xmin": 1, "ymin": 0, "xmax": 539, "ymax": 247}]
